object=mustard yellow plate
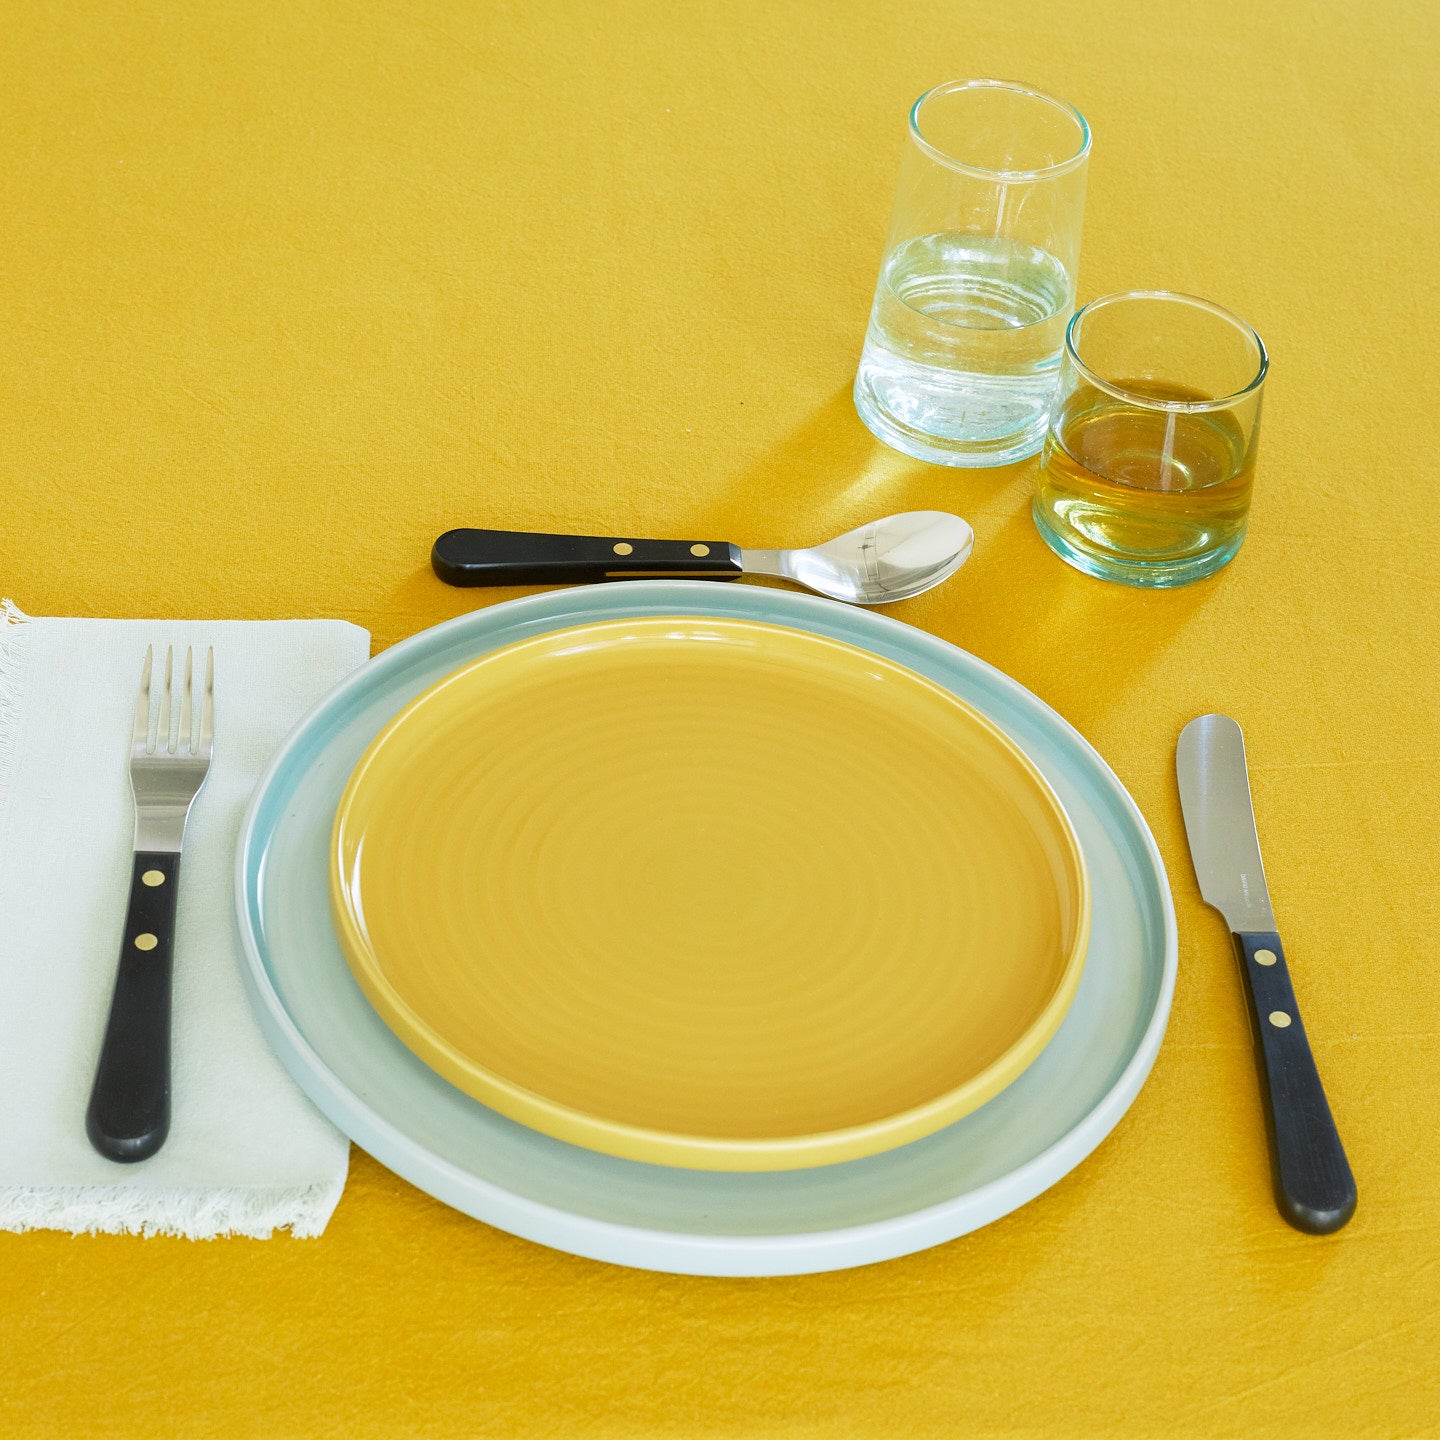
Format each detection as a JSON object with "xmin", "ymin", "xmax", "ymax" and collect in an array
[{"xmin": 330, "ymin": 616, "xmax": 1089, "ymax": 1171}]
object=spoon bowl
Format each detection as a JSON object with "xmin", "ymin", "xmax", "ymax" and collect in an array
[{"xmin": 742, "ymin": 511, "xmax": 973, "ymax": 604}]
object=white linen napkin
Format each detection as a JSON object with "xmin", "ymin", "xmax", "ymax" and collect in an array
[{"xmin": 0, "ymin": 600, "xmax": 369, "ymax": 1238}]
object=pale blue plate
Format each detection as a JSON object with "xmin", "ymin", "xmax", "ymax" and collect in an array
[{"xmin": 235, "ymin": 582, "xmax": 1176, "ymax": 1276}]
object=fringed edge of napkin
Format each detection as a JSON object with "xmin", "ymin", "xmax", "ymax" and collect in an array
[
  {"xmin": 0, "ymin": 1166, "xmax": 350, "ymax": 1240},
  {"xmin": 0, "ymin": 599, "xmax": 30, "ymax": 821}
]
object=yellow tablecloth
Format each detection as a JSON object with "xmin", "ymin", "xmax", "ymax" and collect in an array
[{"xmin": 4, "ymin": 1, "xmax": 1438, "ymax": 1434}]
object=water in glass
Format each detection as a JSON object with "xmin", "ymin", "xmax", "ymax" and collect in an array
[{"xmin": 854, "ymin": 232, "xmax": 1071, "ymax": 467}]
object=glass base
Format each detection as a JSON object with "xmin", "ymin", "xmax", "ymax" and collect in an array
[
  {"xmin": 854, "ymin": 373, "xmax": 1047, "ymax": 469},
  {"xmin": 1032, "ymin": 498, "xmax": 1245, "ymax": 587}
]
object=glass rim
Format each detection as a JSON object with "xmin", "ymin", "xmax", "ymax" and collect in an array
[
  {"xmin": 909, "ymin": 79, "xmax": 1091, "ymax": 182},
  {"xmin": 1065, "ymin": 290, "xmax": 1269, "ymax": 413}
]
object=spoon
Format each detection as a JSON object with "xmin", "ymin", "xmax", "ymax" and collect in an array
[{"xmin": 431, "ymin": 512, "xmax": 973, "ymax": 606}]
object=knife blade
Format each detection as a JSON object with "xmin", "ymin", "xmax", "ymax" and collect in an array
[{"xmin": 1176, "ymin": 714, "xmax": 1356, "ymax": 1235}]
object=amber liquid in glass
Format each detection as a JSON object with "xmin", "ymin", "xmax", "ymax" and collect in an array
[{"xmin": 1035, "ymin": 379, "xmax": 1254, "ymax": 581}]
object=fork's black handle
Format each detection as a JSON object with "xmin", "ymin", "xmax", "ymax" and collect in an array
[
  {"xmin": 86, "ymin": 852, "xmax": 179, "ymax": 1163},
  {"xmin": 432, "ymin": 528, "xmax": 744, "ymax": 586},
  {"xmin": 1233, "ymin": 930, "xmax": 1356, "ymax": 1234}
]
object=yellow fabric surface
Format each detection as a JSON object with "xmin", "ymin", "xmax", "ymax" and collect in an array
[{"xmin": 2, "ymin": 0, "xmax": 1438, "ymax": 1434}]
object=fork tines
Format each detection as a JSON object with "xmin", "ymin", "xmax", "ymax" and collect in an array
[{"xmin": 132, "ymin": 644, "xmax": 215, "ymax": 758}]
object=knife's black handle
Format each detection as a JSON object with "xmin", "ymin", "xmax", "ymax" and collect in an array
[
  {"xmin": 85, "ymin": 852, "xmax": 179, "ymax": 1163},
  {"xmin": 432, "ymin": 528, "xmax": 744, "ymax": 587},
  {"xmin": 1233, "ymin": 930, "xmax": 1356, "ymax": 1234}
]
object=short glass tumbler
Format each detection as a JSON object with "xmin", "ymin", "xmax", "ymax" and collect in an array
[
  {"xmin": 854, "ymin": 79, "xmax": 1091, "ymax": 467},
  {"xmin": 1032, "ymin": 291, "xmax": 1267, "ymax": 586}
]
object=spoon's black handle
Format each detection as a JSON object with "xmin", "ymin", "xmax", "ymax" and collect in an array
[
  {"xmin": 1233, "ymin": 930, "xmax": 1357, "ymax": 1234},
  {"xmin": 432, "ymin": 529, "xmax": 744, "ymax": 587}
]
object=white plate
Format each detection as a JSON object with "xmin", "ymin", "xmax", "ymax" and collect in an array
[{"xmin": 235, "ymin": 582, "xmax": 1176, "ymax": 1275}]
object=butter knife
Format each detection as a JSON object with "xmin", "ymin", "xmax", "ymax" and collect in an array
[{"xmin": 1176, "ymin": 714, "xmax": 1356, "ymax": 1234}]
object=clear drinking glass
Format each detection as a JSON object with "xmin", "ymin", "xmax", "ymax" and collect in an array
[
  {"xmin": 1032, "ymin": 291, "xmax": 1267, "ymax": 586},
  {"xmin": 854, "ymin": 79, "xmax": 1091, "ymax": 468}
]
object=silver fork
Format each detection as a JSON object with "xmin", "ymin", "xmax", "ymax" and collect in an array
[{"xmin": 86, "ymin": 645, "xmax": 214, "ymax": 1162}]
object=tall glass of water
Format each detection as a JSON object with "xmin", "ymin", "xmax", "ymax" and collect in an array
[{"xmin": 854, "ymin": 79, "xmax": 1091, "ymax": 467}]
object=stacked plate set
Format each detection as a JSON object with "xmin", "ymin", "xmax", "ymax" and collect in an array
[{"xmin": 236, "ymin": 582, "xmax": 1176, "ymax": 1276}]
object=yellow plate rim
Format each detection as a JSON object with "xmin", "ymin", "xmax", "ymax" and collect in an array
[{"xmin": 329, "ymin": 616, "xmax": 1092, "ymax": 1171}]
